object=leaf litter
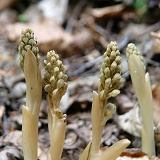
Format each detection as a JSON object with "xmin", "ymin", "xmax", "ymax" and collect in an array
[{"xmin": 0, "ymin": 0, "xmax": 160, "ymax": 159}]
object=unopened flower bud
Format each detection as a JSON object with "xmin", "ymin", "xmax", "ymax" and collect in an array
[
  {"xmin": 57, "ymin": 79, "xmax": 65, "ymax": 89},
  {"xmin": 99, "ymin": 90, "xmax": 106, "ymax": 100},
  {"xmin": 104, "ymin": 67, "xmax": 110, "ymax": 78},
  {"xmin": 104, "ymin": 78, "xmax": 111, "ymax": 90},
  {"xmin": 105, "ymin": 103, "xmax": 116, "ymax": 117},
  {"xmin": 110, "ymin": 61, "xmax": 117, "ymax": 72},
  {"xmin": 112, "ymin": 73, "xmax": 121, "ymax": 83},
  {"xmin": 108, "ymin": 89, "xmax": 120, "ymax": 98}
]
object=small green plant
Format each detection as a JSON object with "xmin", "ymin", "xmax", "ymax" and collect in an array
[
  {"xmin": 126, "ymin": 43, "xmax": 155, "ymax": 156},
  {"xmin": 19, "ymin": 29, "xmax": 130, "ymax": 160}
]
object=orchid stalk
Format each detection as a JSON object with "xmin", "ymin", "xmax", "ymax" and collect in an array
[
  {"xmin": 126, "ymin": 43, "xmax": 155, "ymax": 156},
  {"xmin": 79, "ymin": 41, "xmax": 130, "ymax": 160},
  {"xmin": 43, "ymin": 50, "xmax": 68, "ymax": 160},
  {"xmin": 18, "ymin": 28, "xmax": 42, "ymax": 160}
]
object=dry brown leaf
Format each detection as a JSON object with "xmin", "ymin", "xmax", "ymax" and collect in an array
[
  {"xmin": 0, "ymin": 0, "xmax": 18, "ymax": 11},
  {"xmin": 99, "ymin": 147, "xmax": 159, "ymax": 160},
  {"xmin": 151, "ymin": 32, "xmax": 160, "ymax": 54},
  {"xmin": 6, "ymin": 20, "xmax": 94, "ymax": 57},
  {"xmin": 118, "ymin": 105, "xmax": 141, "ymax": 137},
  {"xmin": 3, "ymin": 130, "xmax": 22, "ymax": 148},
  {"xmin": 6, "ymin": 19, "xmax": 72, "ymax": 56},
  {"xmin": 86, "ymin": 4, "xmax": 125, "ymax": 20},
  {"xmin": 117, "ymin": 152, "xmax": 149, "ymax": 160},
  {"xmin": 118, "ymin": 148, "xmax": 159, "ymax": 160},
  {"xmin": 152, "ymin": 83, "xmax": 160, "ymax": 126}
]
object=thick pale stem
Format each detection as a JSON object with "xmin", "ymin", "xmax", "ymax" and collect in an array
[
  {"xmin": 47, "ymin": 95, "xmax": 54, "ymax": 139},
  {"xmin": 91, "ymin": 91, "xmax": 105, "ymax": 158},
  {"xmin": 22, "ymin": 106, "xmax": 37, "ymax": 160},
  {"xmin": 47, "ymin": 118, "xmax": 66, "ymax": 160},
  {"xmin": 47, "ymin": 94, "xmax": 60, "ymax": 140},
  {"xmin": 48, "ymin": 106, "xmax": 59, "ymax": 141},
  {"xmin": 141, "ymin": 73, "xmax": 155, "ymax": 155},
  {"xmin": 48, "ymin": 107, "xmax": 53, "ymax": 141}
]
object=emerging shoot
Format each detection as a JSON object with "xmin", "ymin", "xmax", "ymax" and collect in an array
[
  {"xmin": 79, "ymin": 41, "xmax": 130, "ymax": 160},
  {"xmin": 18, "ymin": 28, "xmax": 42, "ymax": 160},
  {"xmin": 43, "ymin": 50, "xmax": 68, "ymax": 160},
  {"xmin": 126, "ymin": 43, "xmax": 155, "ymax": 156}
]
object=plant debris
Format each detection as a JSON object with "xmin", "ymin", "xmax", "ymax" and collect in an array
[{"xmin": 1, "ymin": 0, "xmax": 160, "ymax": 159}]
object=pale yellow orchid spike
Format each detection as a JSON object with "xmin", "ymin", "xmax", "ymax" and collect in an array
[
  {"xmin": 43, "ymin": 50, "xmax": 68, "ymax": 160},
  {"xmin": 126, "ymin": 43, "xmax": 155, "ymax": 156},
  {"xmin": 79, "ymin": 41, "xmax": 130, "ymax": 160},
  {"xmin": 18, "ymin": 28, "xmax": 42, "ymax": 160}
]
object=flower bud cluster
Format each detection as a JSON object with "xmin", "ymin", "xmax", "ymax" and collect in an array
[
  {"xmin": 126, "ymin": 43, "xmax": 145, "ymax": 71},
  {"xmin": 105, "ymin": 103, "xmax": 116, "ymax": 118},
  {"xmin": 18, "ymin": 28, "xmax": 40, "ymax": 71},
  {"xmin": 43, "ymin": 50, "xmax": 68, "ymax": 101},
  {"xmin": 101, "ymin": 103, "xmax": 116, "ymax": 125},
  {"xmin": 98, "ymin": 41, "xmax": 123, "ymax": 100}
]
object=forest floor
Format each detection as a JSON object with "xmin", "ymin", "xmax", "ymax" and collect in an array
[{"xmin": 1, "ymin": 0, "xmax": 160, "ymax": 159}]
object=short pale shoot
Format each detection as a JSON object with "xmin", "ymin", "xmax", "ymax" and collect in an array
[{"xmin": 126, "ymin": 43, "xmax": 155, "ymax": 156}]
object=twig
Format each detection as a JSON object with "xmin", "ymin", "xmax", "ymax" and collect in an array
[
  {"xmin": 66, "ymin": 0, "xmax": 87, "ymax": 33},
  {"xmin": 69, "ymin": 56, "xmax": 103, "ymax": 78}
]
